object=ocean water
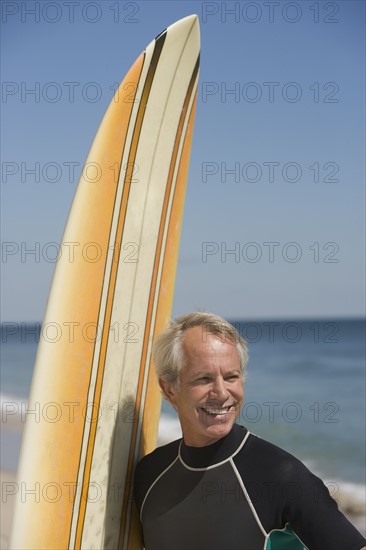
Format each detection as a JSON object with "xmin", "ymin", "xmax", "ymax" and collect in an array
[{"xmin": 1, "ymin": 319, "xmax": 365, "ymax": 522}]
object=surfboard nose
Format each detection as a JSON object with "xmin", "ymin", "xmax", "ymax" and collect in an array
[
  {"xmin": 169, "ymin": 14, "xmax": 199, "ymax": 32},
  {"xmin": 165, "ymin": 14, "xmax": 200, "ymax": 52}
]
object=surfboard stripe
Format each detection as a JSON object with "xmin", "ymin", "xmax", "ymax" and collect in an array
[
  {"xmin": 120, "ymin": 57, "xmax": 200, "ymax": 549},
  {"xmin": 73, "ymin": 33, "xmax": 167, "ymax": 548}
]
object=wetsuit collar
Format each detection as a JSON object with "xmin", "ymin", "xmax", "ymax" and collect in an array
[{"xmin": 180, "ymin": 424, "xmax": 247, "ymax": 468}]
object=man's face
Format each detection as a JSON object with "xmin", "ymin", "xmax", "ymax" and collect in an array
[{"xmin": 160, "ymin": 326, "xmax": 244, "ymax": 447}]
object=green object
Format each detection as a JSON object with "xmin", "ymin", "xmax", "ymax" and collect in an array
[{"xmin": 265, "ymin": 524, "xmax": 307, "ymax": 549}]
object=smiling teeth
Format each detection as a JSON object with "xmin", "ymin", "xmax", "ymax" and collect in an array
[{"xmin": 202, "ymin": 406, "xmax": 230, "ymax": 415}]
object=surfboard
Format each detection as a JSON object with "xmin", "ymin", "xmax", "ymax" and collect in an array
[{"xmin": 10, "ymin": 15, "xmax": 199, "ymax": 550}]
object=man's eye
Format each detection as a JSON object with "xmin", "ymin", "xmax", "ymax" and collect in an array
[
  {"xmin": 226, "ymin": 374, "xmax": 240, "ymax": 381},
  {"xmin": 197, "ymin": 377, "xmax": 210, "ymax": 382}
]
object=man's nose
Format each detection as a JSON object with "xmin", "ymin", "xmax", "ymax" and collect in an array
[{"xmin": 210, "ymin": 376, "xmax": 229, "ymax": 400}]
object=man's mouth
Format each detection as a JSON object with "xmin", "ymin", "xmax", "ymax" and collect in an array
[{"xmin": 200, "ymin": 405, "xmax": 234, "ymax": 416}]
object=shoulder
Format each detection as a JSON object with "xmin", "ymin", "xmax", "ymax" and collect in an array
[
  {"xmin": 237, "ymin": 431, "xmax": 339, "ymax": 510},
  {"xmin": 134, "ymin": 438, "xmax": 181, "ymax": 511},
  {"xmin": 244, "ymin": 431, "xmax": 302, "ymax": 465},
  {"xmin": 237, "ymin": 430, "xmax": 315, "ymax": 484}
]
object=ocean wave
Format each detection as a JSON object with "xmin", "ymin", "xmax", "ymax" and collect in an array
[
  {"xmin": 1, "ymin": 393, "xmax": 28, "ymax": 432},
  {"xmin": 302, "ymin": 459, "xmax": 366, "ymax": 517},
  {"xmin": 324, "ymin": 479, "xmax": 366, "ymax": 516},
  {"xmin": 0, "ymin": 392, "xmax": 27, "ymax": 406},
  {"xmin": 157, "ymin": 413, "xmax": 182, "ymax": 445}
]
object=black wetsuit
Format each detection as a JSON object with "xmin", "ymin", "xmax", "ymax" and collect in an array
[{"xmin": 134, "ymin": 424, "xmax": 365, "ymax": 550}]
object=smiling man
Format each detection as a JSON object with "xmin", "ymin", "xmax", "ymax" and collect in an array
[
  {"xmin": 160, "ymin": 319, "xmax": 244, "ymax": 448},
  {"xmin": 134, "ymin": 312, "xmax": 366, "ymax": 550}
]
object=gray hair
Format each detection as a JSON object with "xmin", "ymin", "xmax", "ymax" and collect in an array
[{"xmin": 153, "ymin": 311, "xmax": 248, "ymax": 388}]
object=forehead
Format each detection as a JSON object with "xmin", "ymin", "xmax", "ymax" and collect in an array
[{"xmin": 182, "ymin": 326, "xmax": 240, "ymax": 366}]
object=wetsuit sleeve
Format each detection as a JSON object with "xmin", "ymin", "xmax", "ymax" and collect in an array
[
  {"xmin": 237, "ymin": 434, "xmax": 366, "ymax": 550},
  {"xmin": 282, "ymin": 458, "xmax": 366, "ymax": 550}
]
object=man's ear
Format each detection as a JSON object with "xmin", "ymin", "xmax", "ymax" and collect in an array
[{"xmin": 159, "ymin": 378, "xmax": 176, "ymax": 405}]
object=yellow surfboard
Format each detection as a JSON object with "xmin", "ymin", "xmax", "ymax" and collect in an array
[{"xmin": 10, "ymin": 15, "xmax": 200, "ymax": 550}]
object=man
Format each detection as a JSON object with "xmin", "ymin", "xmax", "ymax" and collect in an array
[{"xmin": 134, "ymin": 312, "xmax": 366, "ymax": 550}]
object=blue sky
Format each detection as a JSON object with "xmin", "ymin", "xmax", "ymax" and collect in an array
[{"xmin": 1, "ymin": 0, "xmax": 365, "ymax": 321}]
